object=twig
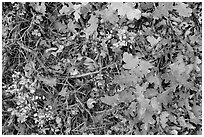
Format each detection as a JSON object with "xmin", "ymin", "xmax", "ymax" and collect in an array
[
  {"xmin": 74, "ymin": 93, "xmax": 95, "ymax": 124},
  {"xmin": 155, "ymin": 57, "xmax": 164, "ymax": 93},
  {"xmin": 69, "ymin": 71, "xmax": 100, "ymax": 78},
  {"xmin": 7, "ymin": 12, "xmax": 30, "ymax": 22},
  {"xmin": 8, "ymin": 24, "xmax": 21, "ymax": 38},
  {"xmin": 17, "ymin": 41, "xmax": 47, "ymax": 69},
  {"xmin": 17, "ymin": 10, "xmax": 35, "ymax": 41},
  {"xmin": 18, "ymin": 42, "xmax": 36, "ymax": 55},
  {"xmin": 71, "ymin": 122, "xmax": 86, "ymax": 131},
  {"xmin": 60, "ymin": 63, "xmax": 116, "ymax": 79},
  {"xmin": 18, "ymin": 23, "xmax": 33, "ymax": 40}
]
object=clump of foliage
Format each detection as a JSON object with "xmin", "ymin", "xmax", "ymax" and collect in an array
[{"xmin": 2, "ymin": 2, "xmax": 202, "ymax": 135}]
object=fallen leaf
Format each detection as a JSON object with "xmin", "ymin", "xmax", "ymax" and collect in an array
[
  {"xmin": 74, "ymin": 7, "xmax": 81, "ymax": 21},
  {"xmin": 54, "ymin": 21, "xmax": 67, "ymax": 33},
  {"xmin": 150, "ymin": 97, "xmax": 161, "ymax": 114},
  {"xmin": 68, "ymin": 67, "xmax": 79, "ymax": 76},
  {"xmin": 100, "ymin": 94, "xmax": 119, "ymax": 107},
  {"xmin": 58, "ymin": 87, "xmax": 68, "ymax": 97},
  {"xmin": 142, "ymin": 110, "xmax": 155, "ymax": 130},
  {"xmin": 84, "ymin": 57, "xmax": 98, "ymax": 71},
  {"xmin": 118, "ymin": 89, "xmax": 136, "ymax": 103},
  {"xmin": 84, "ymin": 14, "xmax": 98, "ymax": 39},
  {"xmin": 153, "ymin": 2, "xmax": 174, "ymax": 18},
  {"xmin": 109, "ymin": 2, "xmax": 141, "ymax": 20},
  {"xmin": 38, "ymin": 76, "xmax": 57, "ymax": 86},
  {"xmin": 98, "ymin": 8, "xmax": 119, "ymax": 24},
  {"xmin": 160, "ymin": 111, "xmax": 169, "ymax": 128},
  {"xmin": 147, "ymin": 74, "xmax": 160, "ymax": 88},
  {"xmin": 87, "ymin": 98, "xmax": 96, "ymax": 109},
  {"xmin": 174, "ymin": 2, "xmax": 192, "ymax": 17},
  {"xmin": 24, "ymin": 61, "xmax": 35, "ymax": 78},
  {"xmin": 169, "ymin": 55, "xmax": 186, "ymax": 74},
  {"xmin": 30, "ymin": 2, "xmax": 46, "ymax": 15},
  {"xmin": 123, "ymin": 52, "xmax": 140, "ymax": 69},
  {"xmin": 146, "ymin": 36, "xmax": 162, "ymax": 47},
  {"xmin": 178, "ymin": 116, "xmax": 195, "ymax": 129},
  {"xmin": 59, "ymin": 4, "xmax": 73, "ymax": 15},
  {"xmin": 51, "ymin": 45, "xmax": 64, "ymax": 57}
]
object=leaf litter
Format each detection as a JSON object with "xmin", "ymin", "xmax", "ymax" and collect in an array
[{"xmin": 2, "ymin": 2, "xmax": 202, "ymax": 135}]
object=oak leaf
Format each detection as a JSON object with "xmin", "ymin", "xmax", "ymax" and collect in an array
[
  {"xmin": 174, "ymin": 2, "xmax": 192, "ymax": 17},
  {"xmin": 109, "ymin": 2, "xmax": 141, "ymax": 20},
  {"xmin": 153, "ymin": 2, "xmax": 173, "ymax": 18},
  {"xmin": 84, "ymin": 14, "xmax": 98, "ymax": 38}
]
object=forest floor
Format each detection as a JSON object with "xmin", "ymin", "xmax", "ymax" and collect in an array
[{"xmin": 2, "ymin": 2, "xmax": 202, "ymax": 135}]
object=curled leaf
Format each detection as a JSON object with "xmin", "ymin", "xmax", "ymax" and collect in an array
[{"xmin": 87, "ymin": 98, "xmax": 96, "ymax": 109}]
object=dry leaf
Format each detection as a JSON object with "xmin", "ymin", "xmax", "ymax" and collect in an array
[
  {"xmin": 87, "ymin": 98, "xmax": 96, "ymax": 109},
  {"xmin": 38, "ymin": 76, "xmax": 57, "ymax": 86}
]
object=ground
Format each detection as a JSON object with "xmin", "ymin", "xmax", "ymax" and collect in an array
[{"xmin": 2, "ymin": 2, "xmax": 202, "ymax": 135}]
